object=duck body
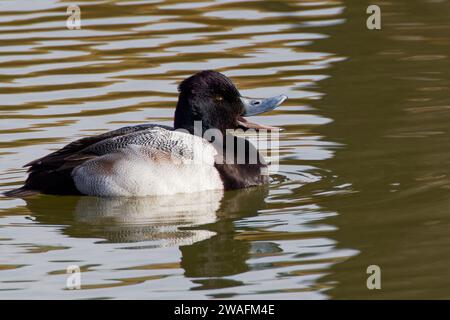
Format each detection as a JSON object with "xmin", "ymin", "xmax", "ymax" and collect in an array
[{"xmin": 5, "ymin": 71, "xmax": 286, "ymax": 198}]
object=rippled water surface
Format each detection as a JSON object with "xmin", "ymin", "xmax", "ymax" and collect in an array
[{"xmin": 1, "ymin": 0, "xmax": 450, "ymax": 299}]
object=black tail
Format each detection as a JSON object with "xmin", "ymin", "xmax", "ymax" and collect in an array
[{"xmin": 3, "ymin": 187, "xmax": 39, "ymax": 198}]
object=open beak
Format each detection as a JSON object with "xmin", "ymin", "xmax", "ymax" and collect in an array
[{"xmin": 237, "ymin": 94, "xmax": 288, "ymax": 131}]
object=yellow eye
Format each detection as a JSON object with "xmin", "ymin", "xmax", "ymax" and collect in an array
[{"xmin": 215, "ymin": 95, "xmax": 224, "ymax": 102}]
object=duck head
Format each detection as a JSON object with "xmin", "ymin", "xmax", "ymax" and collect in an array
[{"xmin": 174, "ymin": 70, "xmax": 287, "ymax": 135}]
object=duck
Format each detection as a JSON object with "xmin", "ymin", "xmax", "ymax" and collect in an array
[{"xmin": 4, "ymin": 70, "xmax": 287, "ymax": 197}]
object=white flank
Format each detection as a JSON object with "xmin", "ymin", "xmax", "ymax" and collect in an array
[{"xmin": 72, "ymin": 130, "xmax": 223, "ymax": 197}]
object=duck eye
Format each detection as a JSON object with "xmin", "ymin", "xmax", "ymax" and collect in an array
[{"xmin": 215, "ymin": 95, "xmax": 224, "ymax": 102}]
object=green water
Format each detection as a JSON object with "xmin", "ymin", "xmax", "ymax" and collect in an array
[{"xmin": 1, "ymin": 0, "xmax": 450, "ymax": 299}]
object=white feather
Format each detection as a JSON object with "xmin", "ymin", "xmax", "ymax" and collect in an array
[{"xmin": 72, "ymin": 129, "xmax": 223, "ymax": 197}]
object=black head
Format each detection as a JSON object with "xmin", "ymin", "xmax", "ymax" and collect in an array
[
  {"xmin": 174, "ymin": 70, "xmax": 287, "ymax": 135},
  {"xmin": 174, "ymin": 70, "xmax": 243, "ymax": 134}
]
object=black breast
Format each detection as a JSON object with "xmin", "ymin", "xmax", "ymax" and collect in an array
[{"xmin": 214, "ymin": 135, "xmax": 268, "ymax": 190}]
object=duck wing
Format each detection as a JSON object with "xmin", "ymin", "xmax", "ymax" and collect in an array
[
  {"xmin": 5, "ymin": 124, "xmax": 173, "ymax": 196},
  {"xmin": 65, "ymin": 126, "xmax": 197, "ymax": 162},
  {"xmin": 25, "ymin": 124, "xmax": 172, "ymax": 172}
]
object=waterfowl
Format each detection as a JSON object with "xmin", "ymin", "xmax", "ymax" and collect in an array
[{"xmin": 4, "ymin": 70, "xmax": 287, "ymax": 197}]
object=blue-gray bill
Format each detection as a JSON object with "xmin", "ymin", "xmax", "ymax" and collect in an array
[{"xmin": 238, "ymin": 94, "xmax": 288, "ymax": 131}]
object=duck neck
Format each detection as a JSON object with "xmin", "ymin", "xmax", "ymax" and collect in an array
[
  {"xmin": 174, "ymin": 96, "xmax": 204, "ymax": 135},
  {"xmin": 174, "ymin": 98, "xmax": 226, "ymax": 137}
]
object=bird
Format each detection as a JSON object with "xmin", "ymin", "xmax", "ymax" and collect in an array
[{"xmin": 4, "ymin": 70, "xmax": 287, "ymax": 197}]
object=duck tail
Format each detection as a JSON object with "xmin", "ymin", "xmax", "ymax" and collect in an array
[{"xmin": 3, "ymin": 187, "xmax": 39, "ymax": 198}]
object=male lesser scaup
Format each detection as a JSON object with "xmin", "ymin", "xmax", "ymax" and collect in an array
[{"xmin": 4, "ymin": 70, "xmax": 287, "ymax": 197}]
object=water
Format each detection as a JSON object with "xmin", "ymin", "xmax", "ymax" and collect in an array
[{"xmin": 0, "ymin": 0, "xmax": 449, "ymax": 299}]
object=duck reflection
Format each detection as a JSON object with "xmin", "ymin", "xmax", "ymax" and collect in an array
[
  {"xmin": 181, "ymin": 187, "xmax": 268, "ymax": 279},
  {"xmin": 23, "ymin": 186, "xmax": 268, "ymax": 279},
  {"xmin": 75, "ymin": 191, "xmax": 224, "ymax": 245}
]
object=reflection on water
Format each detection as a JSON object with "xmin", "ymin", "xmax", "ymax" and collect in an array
[
  {"xmin": 1, "ymin": 0, "xmax": 450, "ymax": 299},
  {"xmin": 32, "ymin": 191, "xmax": 224, "ymax": 245},
  {"xmin": 1, "ymin": 186, "xmax": 351, "ymax": 299}
]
